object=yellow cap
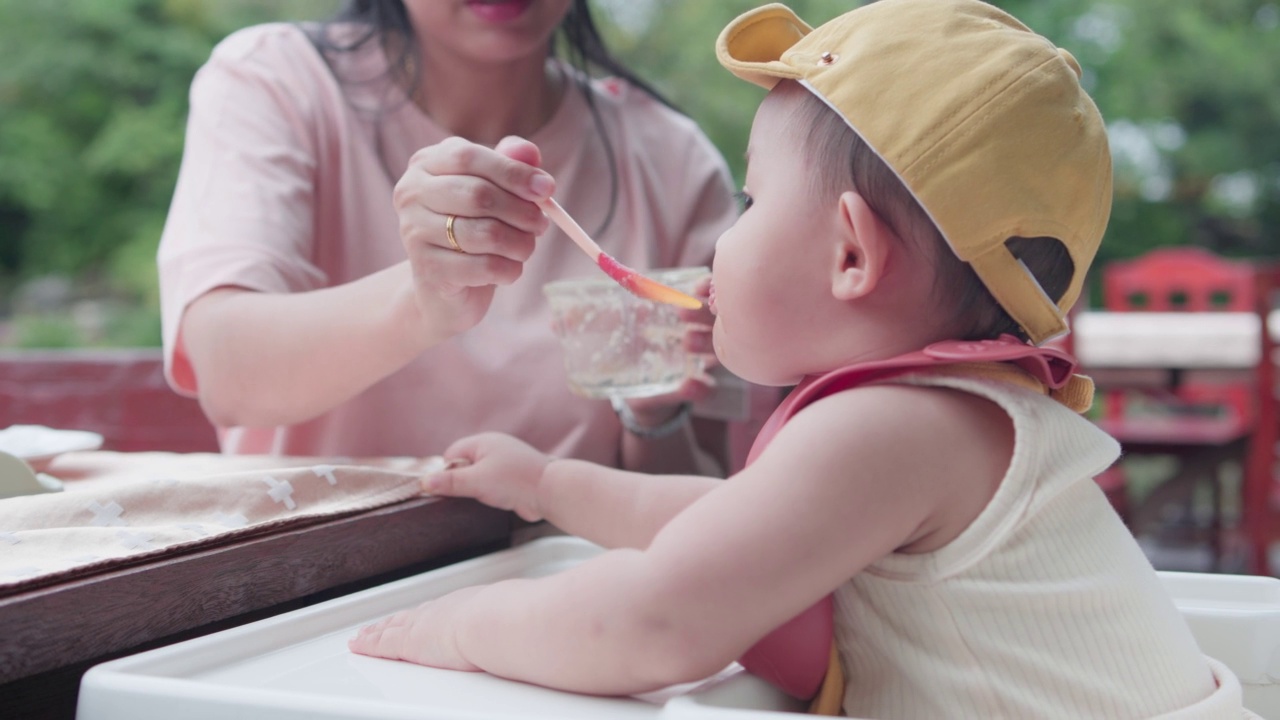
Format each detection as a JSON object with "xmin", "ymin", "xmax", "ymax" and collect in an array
[{"xmin": 716, "ymin": 0, "xmax": 1112, "ymax": 345}]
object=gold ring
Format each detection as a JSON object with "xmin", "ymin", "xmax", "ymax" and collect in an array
[{"xmin": 445, "ymin": 214, "xmax": 464, "ymax": 253}]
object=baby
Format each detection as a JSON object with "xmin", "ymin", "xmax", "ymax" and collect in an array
[{"xmin": 351, "ymin": 1, "xmax": 1245, "ymax": 716}]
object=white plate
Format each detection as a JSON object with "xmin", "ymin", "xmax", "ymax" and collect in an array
[{"xmin": 0, "ymin": 424, "xmax": 104, "ymax": 472}]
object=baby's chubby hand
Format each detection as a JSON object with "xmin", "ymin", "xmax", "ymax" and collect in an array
[
  {"xmin": 422, "ymin": 432, "xmax": 551, "ymax": 522},
  {"xmin": 625, "ymin": 274, "xmax": 719, "ymax": 420},
  {"xmin": 678, "ymin": 273, "xmax": 717, "ymax": 374},
  {"xmin": 348, "ymin": 585, "xmax": 485, "ymax": 671}
]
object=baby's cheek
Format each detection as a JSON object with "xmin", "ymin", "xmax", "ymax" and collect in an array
[
  {"xmin": 711, "ymin": 321, "xmax": 729, "ymax": 367},
  {"xmin": 712, "ymin": 320, "xmax": 760, "ymax": 383}
]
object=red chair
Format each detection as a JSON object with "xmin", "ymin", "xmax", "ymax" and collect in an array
[
  {"xmin": 1103, "ymin": 247, "xmax": 1256, "ymax": 313},
  {"xmin": 1093, "ymin": 248, "xmax": 1276, "ymax": 572},
  {"xmin": 1243, "ymin": 266, "xmax": 1280, "ymax": 575}
]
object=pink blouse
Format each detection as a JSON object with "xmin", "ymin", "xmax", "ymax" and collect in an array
[{"xmin": 158, "ymin": 24, "xmax": 737, "ymax": 461}]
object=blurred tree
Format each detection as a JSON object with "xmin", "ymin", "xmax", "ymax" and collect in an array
[
  {"xmin": 0, "ymin": 0, "xmax": 332, "ymax": 304},
  {"xmin": 596, "ymin": 0, "xmax": 843, "ymax": 186},
  {"xmin": 602, "ymin": 0, "xmax": 1280, "ymax": 273},
  {"xmin": 998, "ymin": 0, "xmax": 1280, "ymax": 268},
  {"xmin": 2, "ymin": 0, "xmax": 1278, "ymax": 346}
]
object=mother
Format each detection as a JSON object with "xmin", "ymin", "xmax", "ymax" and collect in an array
[{"xmin": 158, "ymin": 0, "xmax": 737, "ymax": 474}]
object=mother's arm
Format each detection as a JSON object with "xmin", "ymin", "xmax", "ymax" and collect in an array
[{"xmin": 182, "ymin": 138, "xmax": 555, "ymax": 428}]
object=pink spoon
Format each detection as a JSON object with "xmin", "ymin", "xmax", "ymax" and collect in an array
[{"xmin": 538, "ymin": 198, "xmax": 703, "ymax": 310}]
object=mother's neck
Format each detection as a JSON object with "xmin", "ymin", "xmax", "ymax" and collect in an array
[{"xmin": 411, "ymin": 45, "xmax": 565, "ymax": 146}]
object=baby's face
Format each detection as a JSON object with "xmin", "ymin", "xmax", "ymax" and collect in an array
[{"xmin": 710, "ymin": 90, "xmax": 845, "ymax": 386}]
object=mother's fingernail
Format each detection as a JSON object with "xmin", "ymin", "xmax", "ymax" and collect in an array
[{"xmin": 530, "ymin": 174, "xmax": 554, "ymax": 198}]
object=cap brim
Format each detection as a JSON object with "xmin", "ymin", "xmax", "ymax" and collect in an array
[{"xmin": 716, "ymin": 3, "xmax": 812, "ymax": 89}]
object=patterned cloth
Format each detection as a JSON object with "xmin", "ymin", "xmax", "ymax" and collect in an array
[{"xmin": 0, "ymin": 451, "xmax": 440, "ymax": 591}]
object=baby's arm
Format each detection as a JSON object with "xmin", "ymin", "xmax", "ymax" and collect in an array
[
  {"xmin": 427, "ymin": 432, "xmax": 722, "ymax": 549},
  {"xmin": 360, "ymin": 385, "xmax": 1010, "ymax": 694},
  {"xmin": 536, "ymin": 457, "xmax": 724, "ymax": 548}
]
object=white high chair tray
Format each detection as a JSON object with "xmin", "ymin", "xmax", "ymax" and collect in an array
[
  {"xmin": 77, "ymin": 537, "xmax": 806, "ymax": 720},
  {"xmin": 76, "ymin": 536, "xmax": 1280, "ymax": 720}
]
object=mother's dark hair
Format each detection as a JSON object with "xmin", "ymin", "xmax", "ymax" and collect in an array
[
  {"xmin": 310, "ymin": 0, "xmax": 673, "ymax": 108},
  {"xmin": 308, "ymin": 0, "xmax": 675, "ymax": 237}
]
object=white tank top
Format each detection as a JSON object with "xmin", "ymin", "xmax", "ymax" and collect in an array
[{"xmin": 834, "ymin": 374, "xmax": 1235, "ymax": 718}]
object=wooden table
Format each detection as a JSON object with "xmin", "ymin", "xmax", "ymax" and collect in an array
[{"xmin": 0, "ymin": 452, "xmax": 513, "ymax": 720}]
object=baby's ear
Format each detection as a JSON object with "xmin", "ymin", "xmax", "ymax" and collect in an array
[{"xmin": 830, "ymin": 191, "xmax": 891, "ymax": 301}]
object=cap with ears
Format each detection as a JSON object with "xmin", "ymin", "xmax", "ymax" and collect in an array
[{"xmin": 716, "ymin": 0, "xmax": 1112, "ymax": 345}]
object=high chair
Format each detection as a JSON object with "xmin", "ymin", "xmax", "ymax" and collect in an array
[{"xmin": 76, "ymin": 537, "xmax": 1280, "ymax": 718}]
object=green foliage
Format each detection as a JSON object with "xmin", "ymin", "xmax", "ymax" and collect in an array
[
  {"xmin": 9, "ymin": 314, "xmax": 81, "ymax": 349},
  {"xmin": 0, "ymin": 0, "xmax": 333, "ymax": 346},
  {"xmin": 602, "ymin": 0, "xmax": 1280, "ymax": 271},
  {"xmin": 995, "ymin": 0, "xmax": 1280, "ymax": 264},
  {"xmin": 1, "ymin": 0, "xmax": 206, "ymax": 276},
  {"xmin": 596, "ymin": 0, "xmax": 844, "ymax": 186},
  {"xmin": 3, "ymin": 0, "xmax": 1279, "ymax": 346},
  {"xmin": 103, "ymin": 303, "xmax": 164, "ymax": 346}
]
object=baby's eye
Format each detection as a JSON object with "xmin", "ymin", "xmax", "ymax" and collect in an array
[{"xmin": 734, "ymin": 190, "xmax": 753, "ymax": 212}]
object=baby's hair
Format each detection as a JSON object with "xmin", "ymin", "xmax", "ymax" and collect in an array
[{"xmin": 783, "ymin": 82, "xmax": 1074, "ymax": 343}]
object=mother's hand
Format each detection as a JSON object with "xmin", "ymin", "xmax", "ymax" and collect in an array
[{"xmin": 395, "ymin": 135, "xmax": 555, "ymax": 341}]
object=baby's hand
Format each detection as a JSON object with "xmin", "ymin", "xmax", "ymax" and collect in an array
[
  {"xmin": 348, "ymin": 586, "xmax": 485, "ymax": 671},
  {"xmin": 625, "ymin": 275, "xmax": 719, "ymax": 419},
  {"xmin": 680, "ymin": 273, "xmax": 717, "ymax": 371},
  {"xmin": 423, "ymin": 432, "xmax": 550, "ymax": 521}
]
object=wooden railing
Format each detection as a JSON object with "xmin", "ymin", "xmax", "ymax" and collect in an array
[{"xmin": 0, "ymin": 348, "xmax": 218, "ymax": 453}]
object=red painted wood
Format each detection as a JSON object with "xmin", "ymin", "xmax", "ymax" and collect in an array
[
  {"xmin": 1244, "ymin": 267, "xmax": 1280, "ymax": 573},
  {"xmin": 0, "ymin": 349, "xmax": 218, "ymax": 452},
  {"xmin": 1103, "ymin": 246, "xmax": 1256, "ymax": 312}
]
